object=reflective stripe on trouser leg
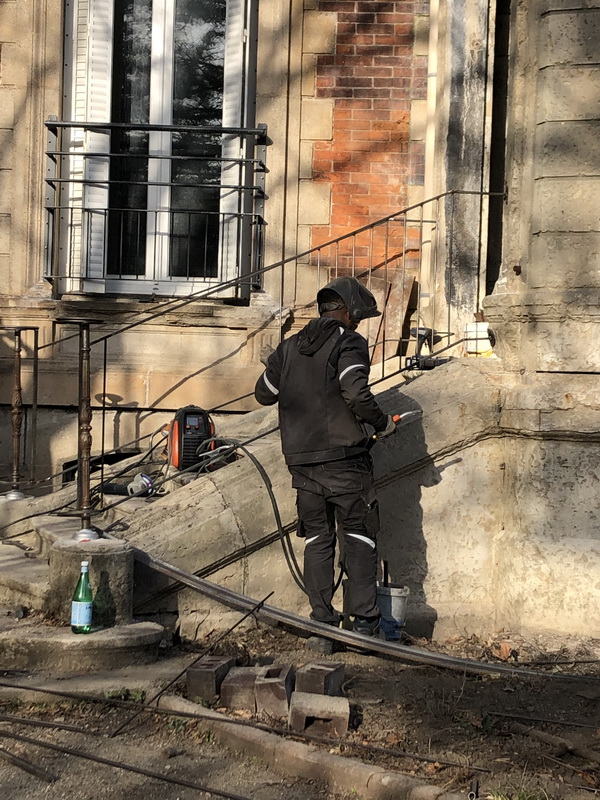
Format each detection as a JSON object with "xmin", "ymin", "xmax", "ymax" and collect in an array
[
  {"xmin": 297, "ymin": 488, "xmax": 339, "ymax": 625},
  {"xmin": 334, "ymin": 493, "xmax": 379, "ymax": 620}
]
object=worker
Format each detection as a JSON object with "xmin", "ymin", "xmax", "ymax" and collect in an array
[{"xmin": 254, "ymin": 276, "xmax": 396, "ymax": 647}]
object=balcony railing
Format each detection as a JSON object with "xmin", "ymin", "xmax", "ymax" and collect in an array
[{"xmin": 44, "ymin": 120, "xmax": 268, "ymax": 297}]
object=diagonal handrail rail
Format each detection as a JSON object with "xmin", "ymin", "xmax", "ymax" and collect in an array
[
  {"xmin": 37, "ymin": 189, "xmax": 501, "ymax": 351},
  {"xmin": 2, "ymin": 189, "xmax": 502, "ymax": 526}
]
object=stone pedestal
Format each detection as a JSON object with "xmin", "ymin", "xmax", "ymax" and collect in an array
[{"xmin": 49, "ymin": 538, "xmax": 133, "ymax": 627}]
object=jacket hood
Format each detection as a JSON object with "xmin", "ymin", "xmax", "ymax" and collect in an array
[{"xmin": 297, "ymin": 317, "xmax": 342, "ymax": 356}]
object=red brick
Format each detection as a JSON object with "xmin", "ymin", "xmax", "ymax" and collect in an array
[
  {"xmin": 335, "ymin": 118, "xmax": 372, "ymax": 131},
  {"xmin": 353, "ymin": 88, "xmax": 390, "ymax": 98},
  {"xmin": 336, "ymin": 76, "xmax": 373, "ymax": 88},
  {"xmin": 340, "ymin": 12, "xmax": 376, "ymax": 23},
  {"xmin": 353, "ymin": 66, "xmax": 392, "ymax": 77},
  {"xmin": 337, "ymin": 98, "xmax": 372, "ymax": 109},
  {"xmin": 319, "ymin": 1, "xmax": 357, "ymax": 8}
]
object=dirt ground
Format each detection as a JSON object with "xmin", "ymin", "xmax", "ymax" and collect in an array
[
  {"xmin": 206, "ymin": 625, "xmax": 600, "ymax": 800},
  {"xmin": 1, "ymin": 624, "xmax": 600, "ymax": 800},
  {"xmin": 0, "ymin": 692, "xmax": 341, "ymax": 800}
]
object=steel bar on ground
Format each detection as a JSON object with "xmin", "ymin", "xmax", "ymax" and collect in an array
[
  {"xmin": 132, "ymin": 547, "xmax": 599, "ymax": 680},
  {"xmin": 0, "ymin": 729, "xmax": 253, "ymax": 800},
  {"xmin": 0, "ymin": 744, "xmax": 57, "ymax": 783},
  {"xmin": 0, "ymin": 681, "xmax": 489, "ymax": 772}
]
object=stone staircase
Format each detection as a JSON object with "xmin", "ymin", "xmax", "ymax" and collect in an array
[{"xmin": 0, "ymin": 508, "xmax": 164, "ymax": 674}]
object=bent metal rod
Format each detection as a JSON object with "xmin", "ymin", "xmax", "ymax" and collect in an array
[{"xmin": 131, "ymin": 547, "xmax": 595, "ymax": 681}]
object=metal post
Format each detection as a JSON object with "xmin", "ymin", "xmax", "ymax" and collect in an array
[
  {"xmin": 7, "ymin": 330, "xmax": 25, "ymax": 500},
  {"xmin": 57, "ymin": 318, "xmax": 99, "ymax": 540},
  {"xmin": 30, "ymin": 328, "xmax": 39, "ymax": 482},
  {"xmin": 76, "ymin": 321, "xmax": 97, "ymax": 538},
  {"xmin": 0, "ymin": 326, "xmax": 41, "ymax": 497}
]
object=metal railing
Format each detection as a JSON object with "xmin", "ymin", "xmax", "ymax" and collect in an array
[
  {"xmin": 1, "ymin": 189, "xmax": 502, "ymax": 530},
  {"xmin": 44, "ymin": 120, "xmax": 268, "ymax": 297}
]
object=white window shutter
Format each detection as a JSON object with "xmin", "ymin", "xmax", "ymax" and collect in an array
[
  {"xmin": 219, "ymin": 0, "xmax": 247, "ymax": 286},
  {"xmin": 83, "ymin": 0, "xmax": 113, "ymax": 281}
]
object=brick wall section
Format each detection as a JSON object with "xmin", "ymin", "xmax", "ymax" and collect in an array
[{"xmin": 310, "ymin": 1, "xmax": 428, "ymax": 252}]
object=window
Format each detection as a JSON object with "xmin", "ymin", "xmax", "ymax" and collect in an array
[{"xmin": 58, "ymin": 0, "xmax": 260, "ymax": 296}]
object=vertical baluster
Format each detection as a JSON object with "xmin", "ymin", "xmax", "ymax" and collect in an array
[
  {"xmin": 4, "ymin": 329, "xmax": 25, "ymax": 500},
  {"xmin": 30, "ymin": 327, "xmax": 39, "ymax": 483},
  {"xmin": 57, "ymin": 318, "xmax": 99, "ymax": 540},
  {"xmin": 77, "ymin": 320, "xmax": 95, "ymax": 536}
]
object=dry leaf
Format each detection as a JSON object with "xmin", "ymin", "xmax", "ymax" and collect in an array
[{"xmin": 492, "ymin": 641, "xmax": 514, "ymax": 661}]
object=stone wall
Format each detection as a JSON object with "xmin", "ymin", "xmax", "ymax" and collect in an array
[
  {"xmin": 112, "ymin": 360, "xmax": 600, "ymax": 641},
  {"xmin": 486, "ymin": 0, "xmax": 600, "ymax": 373}
]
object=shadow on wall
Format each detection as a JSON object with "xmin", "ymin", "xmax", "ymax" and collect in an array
[{"xmin": 374, "ymin": 389, "xmax": 443, "ymax": 639}]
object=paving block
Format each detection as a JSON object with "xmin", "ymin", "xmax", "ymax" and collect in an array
[
  {"xmin": 254, "ymin": 664, "xmax": 295, "ymax": 717},
  {"xmin": 295, "ymin": 662, "xmax": 345, "ymax": 696},
  {"xmin": 186, "ymin": 657, "xmax": 235, "ymax": 704},
  {"xmin": 220, "ymin": 666, "xmax": 269, "ymax": 711},
  {"xmin": 288, "ymin": 691, "xmax": 350, "ymax": 737}
]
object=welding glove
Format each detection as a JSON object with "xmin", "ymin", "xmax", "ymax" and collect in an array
[{"xmin": 377, "ymin": 414, "xmax": 397, "ymax": 439}]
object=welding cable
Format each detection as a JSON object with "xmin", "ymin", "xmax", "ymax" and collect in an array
[
  {"xmin": 0, "ymin": 729, "xmax": 253, "ymax": 800},
  {"xmin": 194, "ymin": 437, "xmax": 341, "ymax": 601},
  {"xmin": 194, "ymin": 435, "xmax": 307, "ymax": 594}
]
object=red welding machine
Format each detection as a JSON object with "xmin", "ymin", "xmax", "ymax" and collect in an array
[{"xmin": 167, "ymin": 405, "xmax": 215, "ymax": 471}]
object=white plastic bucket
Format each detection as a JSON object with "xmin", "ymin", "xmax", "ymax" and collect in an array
[{"xmin": 377, "ymin": 583, "xmax": 409, "ymax": 640}]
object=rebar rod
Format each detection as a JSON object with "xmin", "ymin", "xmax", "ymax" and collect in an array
[
  {"xmin": 131, "ymin": 548, "xmax": 600, "ymax": 681},
  {"xmin": 109, "ymin": 591, "xmax": 274, "ymax": 738},
  {"xmin": 0, "ymin": 743, "xmax": 57, "ymax": 782},
  {"xmin": 0, "ymin": 729, "xmax": 253, "ymax": 800},
  {"xmin": 0, "ymin": 684, "xmax": 490, "ymax": 773}
]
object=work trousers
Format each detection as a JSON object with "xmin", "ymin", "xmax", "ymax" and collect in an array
[{"xmin": 289, "ymin": 455, "xmax": 380, "ymax": 625}]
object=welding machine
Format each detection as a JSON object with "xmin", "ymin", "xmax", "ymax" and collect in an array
[{"xmin": 168, "ymin": 405, "xmax": 215, "ymax": 471}]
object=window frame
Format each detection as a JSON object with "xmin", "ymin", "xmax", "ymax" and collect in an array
[{"xmin": 59, "ymin": 0, "xmax": 258, "ymax": 297}]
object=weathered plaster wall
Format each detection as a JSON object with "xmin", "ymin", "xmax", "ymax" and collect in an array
[{"xmin": 498, "ymin": 438, "xmax": 600, "ymax": 636}]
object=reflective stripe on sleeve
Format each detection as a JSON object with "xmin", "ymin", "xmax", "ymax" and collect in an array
[
  {"xmin": 262, "ymin": 373, "xmax": 279, "ymax": 395},
  {"xmin": 304, "ymin": 536, "xmax": 319, "ymax": 545},
  {"xmin": 339, "ymin": 363, "xmax": 367, "ymax": 381}
]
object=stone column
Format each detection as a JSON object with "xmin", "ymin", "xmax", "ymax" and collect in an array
[
  {"xmin": 485, "ymin": 0, "xmax": 600, "ymax": 372},
  {"xmin": 48, "ymin": 539, "xmax": 134, "ymax": 627}
]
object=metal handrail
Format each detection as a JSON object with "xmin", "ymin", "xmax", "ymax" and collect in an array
[
  {"xmin": 4, "ymin": 186, "xmax": 502, "ymax": 531},
  {"xmin": 46, "ymin": 120, "xmax": 268, "ymax": 137}
]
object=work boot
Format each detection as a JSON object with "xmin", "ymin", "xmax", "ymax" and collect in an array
[
  {"xmin": 305, "ymin": 635, "xmax": 335, "ymax": 655},
  {"xmin": 352, "ymin": 616, "xmax": 381, "ymax": 637},
  {"xmin": 305, "ymin": 619, "xmax": 339, "ymax": 655}
]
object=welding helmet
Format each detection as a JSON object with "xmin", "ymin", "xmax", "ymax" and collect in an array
[{"xmin": 317, "ymin": 276, "xmax": 381, "ymax": 324}]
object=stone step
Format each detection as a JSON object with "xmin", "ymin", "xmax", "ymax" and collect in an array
[
  {"xmin": 0, "ymin": 544, "xmax": 50, "ymax": 613},
  {"xmin": 0, "ymin": 618, "xmax": 164, "ymax": 672},
  {"xmin": 34, "ymin": 515, "xmax": 82, "ymax": 557}
]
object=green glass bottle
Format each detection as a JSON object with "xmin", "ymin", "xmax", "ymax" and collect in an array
[{"xmin": 71, "ymin": 560, "xmax": 93, "ymax": 634}]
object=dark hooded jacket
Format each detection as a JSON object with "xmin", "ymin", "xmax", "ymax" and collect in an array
[{"xmin": 254, "ymin": 317, "xmax": 387, "ymax": 465}]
